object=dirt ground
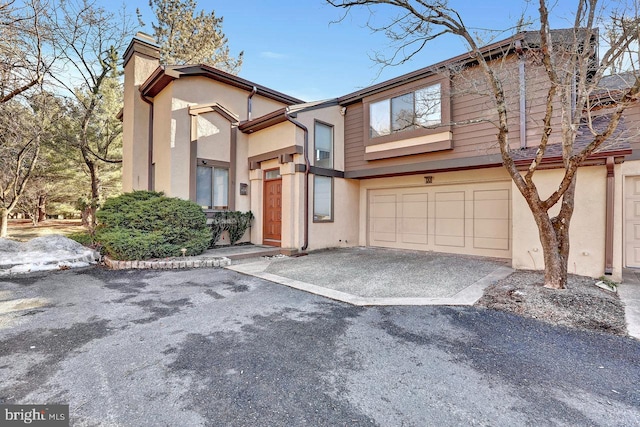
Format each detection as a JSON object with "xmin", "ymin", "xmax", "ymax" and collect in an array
[
  {"xmin": 476, "ymin": 271, "xmax": 626, "ymax": 336},
  {"xmin": 5, "ymin": 219, "xmax": 86, "ymax": 241}
]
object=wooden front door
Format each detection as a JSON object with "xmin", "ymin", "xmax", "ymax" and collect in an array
[{"xmin": 263, "ymin": 171, "xmax": 282, "ymax": 246}]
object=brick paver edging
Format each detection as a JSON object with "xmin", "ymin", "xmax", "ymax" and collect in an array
[{"xmin": 104, "ymin": 256, "xmax": 231, "ymax": 270}]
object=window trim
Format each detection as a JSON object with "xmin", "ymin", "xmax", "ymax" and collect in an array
[
  {"xmin": 195, "ymin": 157, "xmax": 231, "ymax": 211},
  {"xmin": 363, "ymin": 76, "xmax": 451, "ymax": 149},
  {"xmin": 313, "ymin": 120, "xmax": 334, "ymax": 169},
  {"xmin": 313, "ymin": 175, "xmax": 334, "ymax": 223}
]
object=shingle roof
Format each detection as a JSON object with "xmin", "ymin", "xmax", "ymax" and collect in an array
[{"xmin": 511, "ymin": 115, "xmax": 632, "ymax": 164}]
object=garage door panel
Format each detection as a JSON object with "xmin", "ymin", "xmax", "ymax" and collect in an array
[
  {"xmin": 435, "ymin": 234, "xmax": 465, "ymax": 247},
  {"xmin": 474, "ymin": 237, "xmax": 510, "ymax": 250},
  {"xmin": 402, "ymin": 217, "xmax": 428, "ymax": 235},
  {"xmin": 474, "ymin": 200, "xmax": 509, "ymax": 220},
  {"xmin": 371, "ymin": 195, "xmax": 397, "ymax": 217},
  {"xmin": 625, "ymin": 176, "xmax": 640, "ymax": 268},
  {"xmin": 373, "ymin": 217, "xmax": 396, "ymax": 233},
  {"xmin": 474, "ymin": 219, "xmax": 510, "ymax": 239},
  {"xmin": 368, "ymin": 182, "xmax": 510, "ymax": 258}
]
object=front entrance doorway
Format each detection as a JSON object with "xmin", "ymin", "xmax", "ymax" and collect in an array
[{"xmin": 263, "ymin": 169, "xmax": 282, "ymax": 247}]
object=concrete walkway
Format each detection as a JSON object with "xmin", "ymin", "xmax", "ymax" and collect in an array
[
  {"xmin": 621, "ymin": 269, "xmax": 640, "ymax": 340},
  {"xmin": 226, "ymin": 247, "xmax": 514, "ymax": 306}
]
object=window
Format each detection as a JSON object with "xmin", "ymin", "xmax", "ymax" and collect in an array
[
  {"xmin": 313, "ymin": 176, "xmax": 333, "ymax": 222},
  {"xmin": 196, "ymin": 165, "xmax": 229, "ymax": 209},
  {"xmin": 314, "ymin": 121, "xmax": 333, "ymax": 169},
  {"xmin": 369, "ymin": 83, "xmax": 441, "ymax": 138}
]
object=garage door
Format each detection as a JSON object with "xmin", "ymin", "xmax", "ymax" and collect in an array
[
  {"xmin": 625, "ymin": 176, "xmax": 640, "ymax": 268},
  {"xmin": 368, "ymin": 181, "xmax": 511, "ymax": 258}
]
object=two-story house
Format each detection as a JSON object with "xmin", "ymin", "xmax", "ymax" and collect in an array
[{"xmin": 122, "ymin": 31, "xmax": 639, "ymax": 281}]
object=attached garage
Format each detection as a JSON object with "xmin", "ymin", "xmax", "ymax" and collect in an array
[
  {"xmin": 368, "ymin": 181, "xmax": 511, "ymax": 258},
  {"xmin": 625, "ymin": 176, "xmax": 640, "ymax": 268}
]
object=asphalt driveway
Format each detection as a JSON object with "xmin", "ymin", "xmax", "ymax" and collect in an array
[{"xmin": 1, "ymin": 267, "xmax": 639, "ymax": 426}]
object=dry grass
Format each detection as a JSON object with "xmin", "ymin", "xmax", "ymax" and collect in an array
[{"xmin": 5, "ymin": 219, "xmax": 88, "ymax": 242}]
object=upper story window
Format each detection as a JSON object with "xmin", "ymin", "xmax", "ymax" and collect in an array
[
  {"xmin": 369, "ymin": 83, "xmax": 441, "ymax": 138},
  {"xmin": 314, "ymin": 121, "xmax": 333, "ymax": 169}
]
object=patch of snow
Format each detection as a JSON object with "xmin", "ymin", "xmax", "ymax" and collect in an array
[{"xmin": 0, "ymin": 235, "xmax": 99, "ymax": 276}]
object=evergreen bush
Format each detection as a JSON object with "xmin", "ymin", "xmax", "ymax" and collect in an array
[{"xmin": 95, "ymin": 191, "xmax": 211, "ymax": 260}]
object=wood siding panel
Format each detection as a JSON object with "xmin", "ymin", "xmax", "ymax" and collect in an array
[{"xmin": 344, "ymin": 52, "xmax": 571, "ymax": 175}]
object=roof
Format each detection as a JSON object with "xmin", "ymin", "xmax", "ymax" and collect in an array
[
  {"xmin": 238, "ymin": 99, "xmax": 339, "ymax": 134},
  {"xmin": 338, "ymin": 28, "xmax": 596, "ymax": 105},
  {"xmin": 139, "ymin": 64, "xmax": 304, "ymax": 105},
  {"xmin": 511, "ymin": 115, "xmax": 632, "ymax": 165}
]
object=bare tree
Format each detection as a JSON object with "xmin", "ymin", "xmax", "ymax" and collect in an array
[
  {"xmin": 0, "ymin": 0, "xmax": 53, "ymax": 104},
  {"xmin": 328, "ymin": 0, "xmax": 640, "ymax": 288},
  {"xmin": 49, "ymin": 0, "xmax": 134, "ymax": 230},
  {"xmin": 0, "ymin": 93, "xmax": 60, "ymax": 237}
]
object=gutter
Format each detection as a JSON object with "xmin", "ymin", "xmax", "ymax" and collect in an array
[
  {"xmin": 284, "ymin": 110, "xmax": 310, "ymax": 252},
  {"xmin": 605, "ymin": 156, "xmax": 615, "ymax": 275},
  {"xmin": 247, "ymin": 86, "xmax": 257, "ymax": 121}
]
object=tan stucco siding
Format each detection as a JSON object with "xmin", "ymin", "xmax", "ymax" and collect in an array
[
  {"xmin": 247, "ymin": 122, "xmax": 298, "ymax": 158},
  {"xmin": 307, "ymin": 178, "xmax": 360, "ymax": 250},
  {"xmin": 122, "ymin": 55, "xmax": 159, "ymax": 191},
  {"xmin": 197, "ymin": 112, "xmax": 231, "ymax": 162},
  {"xmin": 169, "ymin": 97, "xmax": 193, "ymax": 200},
  {"xmin": 297, "ymin": 106, "xmax": 346, "ymax": 171},
  {"xmin": 511, "ymin": 166, "xmax": 609, "ymax": 279},
  {"xmin": 151, "ymin": 85, "xmax": 174, "ymax": 196},
  {"xmin": 171, "ymin": 76, "xmax": 285, "ymax": 121}
]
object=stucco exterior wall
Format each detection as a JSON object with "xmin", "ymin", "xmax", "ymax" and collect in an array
[
  {"xmin": 122, "ymin": 54, "xmax": 159, "ymax": 192},
  {"xmin": 297, "ymin": 106, "xmax": 346, "ymax": 171},
  {"xmin": 150, "ymin": 85, "xmax": 174, "ymax": 196},
  {"xmin": 307, "ymin": 178, "xmax": 360, "ymax": 250},
  {"xmin": 511, "ymin": 166, "xmax": 610, "ymax": 279},
  {"xmin": 247, "ymin": 122, "xmax": 297, "ymax": 158}
]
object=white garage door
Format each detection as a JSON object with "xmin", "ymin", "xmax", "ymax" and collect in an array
[
  {"xmin": 625, "ymin": 176, "xmax": 640, "ymax": 268},
  {"xmin": 368, "ymin": 181, "xmax": 511, "ymax": 258}
]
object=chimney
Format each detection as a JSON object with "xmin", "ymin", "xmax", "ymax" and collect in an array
[{"xmin": 122, "ymin": 32, "xmax": 160, "ymax": 192}]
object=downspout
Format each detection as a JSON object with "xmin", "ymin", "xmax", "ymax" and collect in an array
[
  {"xmin": 516, "ymin": 40, "xmax": 527, "ymax": 148},
  {"xmin": 139, "ymin": 92, "xmax": 154, "ymax": 191},
  {"xmin": 605, "ymin": 156, "xmax": 615, "ymax": 275},
  {"xmin": 247, "ymin": 86, "xmax": 257, "ymax": 121},
  {"xmin": 285, "ymin": 110, "xmax": 310, "ymax": 251}
]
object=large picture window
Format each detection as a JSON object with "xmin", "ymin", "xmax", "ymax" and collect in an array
[
  {"xmin": 369, "ymin": 83, "xmax": 441, "ymax": 138},
  {"xmin": 313, "ymin": 176, "xmax": 333, "ymax": 222},
  {"xmin": 196, "ymin": 165, "xmax": 229, "ymax": 210},
  {"xmin": 314, "ymin": 121, "xmax": 333, "ymax": 169}
]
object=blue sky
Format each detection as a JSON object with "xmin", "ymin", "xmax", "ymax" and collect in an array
[{"xmin": 117, "ymin": 0, "xmax": 580, "ymax": 101}]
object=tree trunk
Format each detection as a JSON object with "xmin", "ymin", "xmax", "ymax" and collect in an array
[
  {"xmin": 532, "ymin": 176, "xmax": 577, "ymax": 290},
  {"xmin": 37, "ymin": 194, "xmax": 47, "ymax": 223},
  {"xmin": 0, "ymin": 208, "xmax": 8, "ymax": 238},
  {"xmin": 88, "ymin": 159, "xmax": 100, "ymax": 231}
]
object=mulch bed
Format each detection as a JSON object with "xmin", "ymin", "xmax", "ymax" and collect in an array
[{"xmin": 476, "ymin": 271, "xmax": 627, "ymax": 336}]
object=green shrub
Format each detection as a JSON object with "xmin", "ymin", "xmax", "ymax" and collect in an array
[
  {"xmin": 227, "ymin": 211, "xmax": 254, "ymax": 245},
  {"xmin": 95, "ymin": 191, "xmax": 211, "ymax": 260},
  {"xmin": 67, "ymin": 231, "xmax": 93, "ymax": 246},
  {"xmin": 208, "ymin": 211, "xmax": 254, "ymax": 247}
]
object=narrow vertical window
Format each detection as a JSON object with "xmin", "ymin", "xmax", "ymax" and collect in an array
[
  {"xmin": 314, "ymin": 121, "xmax": 333, "ymax": 169},
  {"xmin": 313, "ymin": 176, "xmax": 333, "ymax": 222}
]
